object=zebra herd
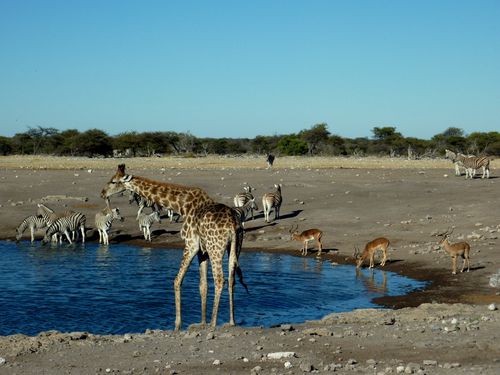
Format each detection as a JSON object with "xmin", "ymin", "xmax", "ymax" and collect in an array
[
  {"xmin": 15, "ymin": 182, "xmax": 284, "ymax": 245},
  {"xmin": 445, "ymin": 149, "xmax": 492, "ymax": 179}
]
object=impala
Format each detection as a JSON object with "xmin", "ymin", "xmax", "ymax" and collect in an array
[
  {"xmin": 354, "ymin": 237, "xmax": 390, "ymax": 269},
  {"xmin": 435, "ymin": 228, "xmax": 471, "ymax": 274},
  {"xmin": 289, "ymin": 225, "xmax": 323, "ymax": 256}
]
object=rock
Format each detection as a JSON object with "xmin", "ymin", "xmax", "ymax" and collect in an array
[
  {"xmin": 0, "ymin": 357, "xmax": 6, "ymax": 365},
  {"xmin": 488, "ymin": 303, "xmax": 497, "ymax": 311},
  {"xmin": 280, "ymin": 324, "xmax": 294, "ymax": 332},
  {"xmin": 284, "ymin": 361, "xmax": 293, "ymax": 369},
  {"xmin": 423, "ymin": 360, "xmax": 437, "ymax": 366},
  {"xmin": 267, "ymin": 351, "xmax": 296, "ymax": 359},
  {"xmin": 212, "ymin": 359, "xmax": 221, "ymax": 365},
  {"xmin": 251, "ymin": 365, "xmax": 262, "ymax": 375},
  {"xmin": 299, "ymin": 361, "xmax": 314, "ymax": 372}
]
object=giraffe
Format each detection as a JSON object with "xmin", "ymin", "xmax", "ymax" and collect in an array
[{"xmin": 100, "ymin": 164, "xmax": 246, "ymax": 330}]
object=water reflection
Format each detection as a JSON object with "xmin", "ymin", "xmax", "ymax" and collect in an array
[
  {"xmin": 355, "ymin": 268, "xmax": 388, "ymax": 294},
  {"xmin": 0, "ymin": 241, "xmax": 427, "ymax": 335}
]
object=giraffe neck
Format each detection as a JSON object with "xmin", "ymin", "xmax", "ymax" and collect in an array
[{"xmin": 126, "ymin": 175, "xmax": 214, "ymax": 216}]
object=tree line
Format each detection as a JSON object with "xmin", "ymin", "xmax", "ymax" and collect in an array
[{"xmin": 0, "ymin": 124, "xmax": 498, "ymax": 158}]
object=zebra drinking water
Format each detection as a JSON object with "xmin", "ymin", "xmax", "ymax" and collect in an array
[
  {"xmin": 41, "ymin": 212, "xmax": 86, "ymax": 245},
  {"xmin": 16, "ymin": 215, "xmax": 47, "ymax": 242}
]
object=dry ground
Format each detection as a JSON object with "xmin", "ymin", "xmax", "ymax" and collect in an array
[{"xmin": 0, "ymin": 155, "xmax": 499, "ymax": 374}]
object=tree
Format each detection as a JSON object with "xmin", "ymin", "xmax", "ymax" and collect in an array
[
  {"xmin": 299, "ymin": 123, "xmax": 330, "ymax": 156},
  {"xmin": 0, "ymin": 136, "xmax": 12, "ymax": 155},
  {"xmin": 25, "ymin": 126, "xmax": 60, "ymax": 154},
  {"xmin": 277, "ymin": 135, "xmax": 308, "ymax": 156},
  {"xmin": 58, "ymin": 129, "xmax": 81, "ymax": 156},
  {"xmin": 371, "ymin": 126, "xmax": 404, "ymax": 156},
  {"xmin": 113, "ymin": 132, "xmax": 143, "ymax": 157},
  {"xmin": 431, "ymin": 127, "xmax": 466, "ymax": 153},
  {"xmin": 75, "ymin": 129, "xmax": 113, "ymax": 156}
]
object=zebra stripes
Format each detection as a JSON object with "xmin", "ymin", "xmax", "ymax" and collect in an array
[
  {"xmin": 95, "ymin": 207, "xmax": 123, "ymax": 245},
  {"xmin": 262, "ymin": 184, "xmax": 282, "ymax": 223},
  {"xmin": 42, "ymin": 212, "xmax": 86, "ymax": 244},
  {"xmin": 233, "ymin": 198, "xmax": 258, "ymax": 227},
  {"xmin": 37, "ymin": 203, "xmax": 86, "ymax": 243},
  {"xmin": 16, "ymin": 215, "xmax": 47, "ymax": 242},
  {"xmin": 455, "ymin": 153, "xmax": 491, "ymax": 179},
  {"xmin": 128, "ymin": 191, "xmax": 161, "ymax": 220},
  {"xmin": 137, "ymin": 211, "xmax": 161, "ymax": 241},
  {"xmin": 233, "ymin": 185, "xmax": 256, "ymax": 219}
]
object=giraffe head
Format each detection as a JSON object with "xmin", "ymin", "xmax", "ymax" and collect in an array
[{"xmin": 101, "ymin": 164, "xmax": 133, "ymax": 203}]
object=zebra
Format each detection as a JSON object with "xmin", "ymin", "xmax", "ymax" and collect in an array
[
  {"xmin": 455, "ymin": 153, "xmax": 491, "ymax": 179},
  {"xmin": 233, "ymin": 198, "xmax": 258, "ymax": 227},
  {"xmin": 41, "ymin": 212, "xmax": 86, "ymax": 245},
  {"xmin": 233, "ymin": 185, "xmax": 256, "ymax": 219},
  {"xmin": 16, "ymin": 215, "xmax": 47, "ymax": 242},
  {"xmin": 137, "ymin": 211, "xmax": 161, "ymax": 241},
  {"xmin": 262, "ymin": 183, "xmax": 282, "ymax": 223},
  {"xmin": 94, "ymin": 207, "xmax": 124, "ymax": 245},
  {"xmin": 128, "ymin": 191, "xmax": 162, "ymax": 220},
  {"xmin": 445, "ymin": 149, "xmax": 464, "ymax": 176},
  {"xmin": 37, "ymin": 203, "xmax": 86, "ymax": 242}
]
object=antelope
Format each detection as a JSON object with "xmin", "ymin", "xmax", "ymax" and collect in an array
[
  {"xmin": 435, "ymin": 228, "xmax": 471, "ymax": 274},
  {"xmin": 289, "ymin": 225, "xmax": 323, "ymax": 256},
  {"xmin": 354, "ymin": 237, "xmax": 390, "ymax": 269}
]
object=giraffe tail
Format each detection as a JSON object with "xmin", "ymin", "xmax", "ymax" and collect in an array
[{"xmin": 236, "ymin": 264, "xmax": 249, "ymax": 294}]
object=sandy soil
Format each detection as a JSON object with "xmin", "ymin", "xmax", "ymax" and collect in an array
[{"xmin": 0, "ymin": 155, "xmax": 499, "ymax": 374}]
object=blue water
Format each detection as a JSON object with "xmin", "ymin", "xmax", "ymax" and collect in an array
[{"xmin": 0, "ymin": 241, "xmax": 427, "ymax": 335}]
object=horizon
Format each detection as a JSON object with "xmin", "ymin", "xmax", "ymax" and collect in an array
[{"xmin": 1, "ymin": 1, "xmax": 499, "ymax": 139}]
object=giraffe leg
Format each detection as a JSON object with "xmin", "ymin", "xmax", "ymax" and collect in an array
[
  {"xmin": 198, "ymin": 252, "xmax": 209, "ymax": 326},
  {"xmin": 227, "ymin": 242, "xmax": 238, "ymax": 326},
  {"xmin": 174, "ymin": 242, "xmax": 199, "ymax": 331},
  {"xmin": 209, "ymin": 252, "xmax": 225, "ymax": 328}
]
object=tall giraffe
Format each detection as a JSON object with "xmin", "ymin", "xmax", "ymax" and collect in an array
[{"xmin": 100, "ymin": 164, "xmax": 246, "ymax": 330}]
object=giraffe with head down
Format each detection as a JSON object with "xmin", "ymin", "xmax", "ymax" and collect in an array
[{"xmin": 100, "ymin": 164, "xmax": 246, "ymax": 330}]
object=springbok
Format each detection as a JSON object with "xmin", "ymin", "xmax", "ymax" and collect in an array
[
  {"xmin": 435, "ymin": 228, "xmax": 471, "ymax": 274},
  {"xmin": 354, "ymin": 237, "xmax": 390, "ymax": 269},
  {"xmin": 289, "ymin": 225, "xmax": 323, "ymax": 256}
]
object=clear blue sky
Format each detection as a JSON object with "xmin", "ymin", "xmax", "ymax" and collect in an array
[{"xmin": 1, "ymin": 0, "xmax": 499, "ymax": 139}]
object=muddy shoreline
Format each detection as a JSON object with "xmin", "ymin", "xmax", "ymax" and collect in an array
[{"xmin": 0, "ymin": 156, "xmax": 499, "ymax": 374}]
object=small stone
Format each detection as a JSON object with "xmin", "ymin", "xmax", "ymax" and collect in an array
[
  {"xmin": 284, "ymin": 361, "xmax": 293, "ymax": 369},
  {"xmin": 299, "ymin": 361, "xmax": 314, "ymax": 372},
  {"xmin": 488, "ymin": 303, "xmax": 497, "ymax": 311},
  {"xmin": 423, "ymin": 360, "xmax": 437, "ymax": 366},
  {"xmin": 212, "ymin": 359, "xmax": 221, "ymax": 366},
  {"xmin": 251, "ymin": 365, "xmax": 262, "ymax": 374},
  {"xmin": 267, "ymin": 352, "xmax": 296, "ymax": 359},
  {"xmin": 0, "ymin": 357, "xmax": 6, "ymax": 365}
]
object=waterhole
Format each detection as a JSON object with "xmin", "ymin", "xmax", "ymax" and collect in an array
[{"xmin": 0, "ymin": 241, "xmax": 427, "ymax": 335}]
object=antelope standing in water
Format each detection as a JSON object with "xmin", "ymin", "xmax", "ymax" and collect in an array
[
  {"xmin": 435, "ymin": 228, "xmax": 471, "ymax": 274},
  {"xmin": 354, "ymin": 237, "xmax": 390, "ymax": 269}
]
